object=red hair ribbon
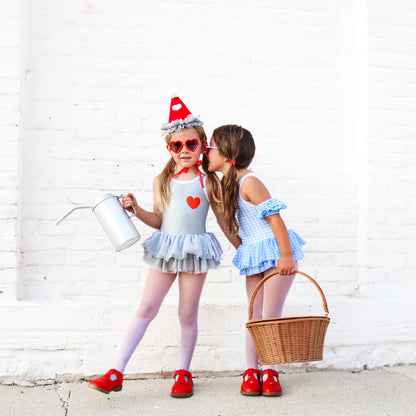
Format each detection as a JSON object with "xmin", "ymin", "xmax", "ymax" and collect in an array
[
  {"xmin": 230, "ymin": 161, "xmax": 236, "ymax": 166},
  {"xmin": 172, "ymin": 160, "xmax": 204, "ymax": 188}
]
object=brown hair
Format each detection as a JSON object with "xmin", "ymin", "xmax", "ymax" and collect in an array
[
  {"xmin": 211, "ymin": 124, "xmax": 255, "ymax": 234},
  {"xmin": 158, "ymin": 126, "xmax": 222, "ymax": 211}
]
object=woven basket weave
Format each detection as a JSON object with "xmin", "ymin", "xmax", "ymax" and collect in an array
[{"xmin": 246, "ymin": 270, "xmax": 330, "ymax": 365}]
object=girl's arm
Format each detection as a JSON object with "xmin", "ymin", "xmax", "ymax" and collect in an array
[
  {"xmin": 241, "ymin": 176, "xmax": 296, "ymax": 275},
  {"xmin": 122, "ymin": 176, "xmax": 163, "ymax": 229},
  {"xmin": 265, "ymin": 214, "xmax": 296, "ymax": 275},
  {"xmin": 206, "ymin": 179, "xmax": 241, "ymax": 249},
  {"xmin": 211, "ymin": 203, "xmax": 242, "ymax": 249}
]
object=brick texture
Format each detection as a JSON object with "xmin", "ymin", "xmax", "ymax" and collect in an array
[{"xmin": 0, "ymin": 0, "xmax": 415, "ymax": 379}]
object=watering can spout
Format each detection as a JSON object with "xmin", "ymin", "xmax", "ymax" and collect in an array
[
  {"xmin": 55, "ymin": 205, "xmax": 91, "ymax": 225},
  {"xmin": 55, "ymin": 193, "xmax": 141, "ymax": 251}
]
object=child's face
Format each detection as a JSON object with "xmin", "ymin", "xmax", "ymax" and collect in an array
[
  {"xmin": 207, "ymin": 137, "xmax": 227, "ymax": 173},
  {"xmin": 167, "ymin": 129, "xmax": 203, "ymax": 169}
]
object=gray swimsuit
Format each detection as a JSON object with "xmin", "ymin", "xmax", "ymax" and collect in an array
[{"xmin": 142, "ymin": 176, "xmax": 223, "ymax": 273}]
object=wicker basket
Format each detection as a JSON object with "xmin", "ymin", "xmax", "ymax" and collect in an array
[{"xmin": 246, "ymin": 270, "xmax": 330, "ymax": 365}]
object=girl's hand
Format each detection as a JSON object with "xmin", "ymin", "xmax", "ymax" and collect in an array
[
  {"xmin": 122, "ymin": 193, "xmax": 137, "ymax": 214},
  {"xmin": 277, "ymin": 255, "xmax": 297, "ymax": 276}
]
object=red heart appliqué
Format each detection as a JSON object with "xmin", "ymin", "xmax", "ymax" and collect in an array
[{"xmin": 186, "ymin": 196, "xmax": 200, "ymax": 209}]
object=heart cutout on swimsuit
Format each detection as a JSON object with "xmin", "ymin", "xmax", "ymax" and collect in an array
[{"xmin": 186, "ymin": 196, "xmax": 200, "ymax": 209}]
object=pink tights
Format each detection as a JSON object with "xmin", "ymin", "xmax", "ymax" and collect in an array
[{"xmin": 113, "ymin": 268, "xmax": 206, "ymax": 373}]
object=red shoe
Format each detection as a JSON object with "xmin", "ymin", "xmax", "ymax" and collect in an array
[
  {"xmin": 261, "ymin": 369, "xmax": 282, "ymax": 396},
  {"xmin": 171, "ymin": 369, "xmax": 193, "ymax": 398},
  {"xmin": 89, "ymin": 369, "xmax": 123, "ymax": 394},
  {"xmin": 240, "ymin": 368, "xmax": 261, "ymax": 396}
]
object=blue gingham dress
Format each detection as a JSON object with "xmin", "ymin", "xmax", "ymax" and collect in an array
[{"xmin": 232, "ymin": 173, "xmax": 305, "ymax": 276}]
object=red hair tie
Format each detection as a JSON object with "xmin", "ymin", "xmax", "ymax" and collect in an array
[{"xmin": 230, "ymin": 161, "xmax": 236, "ymax": 166}]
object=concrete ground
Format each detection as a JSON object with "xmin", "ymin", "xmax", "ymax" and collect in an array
[{"xmin": 1, "ymin": 365, "xmax": 415, "ymax": 416}]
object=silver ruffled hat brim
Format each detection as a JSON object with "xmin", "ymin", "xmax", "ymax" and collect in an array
[{"xmin": 161, "ymin": 114, "xmax": 203, "ymax": 134}]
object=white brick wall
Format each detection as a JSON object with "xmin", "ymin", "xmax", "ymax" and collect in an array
[
  {"xmin": 365, "ymin": 0, "xmax": 416, "ymax": 300},
  {"xmin": 1, "ymin": 0, "xmax": 415, "ymax": 380},
  {"xmin": 0, "ymin": 0, "xmax": 21, "ymax": 301}
]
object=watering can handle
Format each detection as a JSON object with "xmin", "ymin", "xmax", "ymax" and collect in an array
[
  {"xmin": 118, "ymin": 194, "xmax": 137, "ymax": 219},
  {"xmin": 55, "ymin": 205, "xmax": 91, "ymax": 225}
]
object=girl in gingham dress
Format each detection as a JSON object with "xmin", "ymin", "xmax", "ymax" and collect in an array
[{"xmin": 206, "ymin": 124, "xmax": 305, "ymax": 397}]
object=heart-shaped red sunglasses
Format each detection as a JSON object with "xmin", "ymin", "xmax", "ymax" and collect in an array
[{"xmin": 169, "ymin": 139, "xmax": 199, "ymax": 153}]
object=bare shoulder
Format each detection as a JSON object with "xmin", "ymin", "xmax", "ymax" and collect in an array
[
  {"xmin": 240, "ymin": 174, "xmax": 271, "ymax": 205},
  {"xmin": 240, "ymin": 174, "xmax": 264, "ymax": 188}
]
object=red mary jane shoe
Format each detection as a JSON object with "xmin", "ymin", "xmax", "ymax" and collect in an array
[
  {"xmin": 89, "ymin": 369, "xmax": 123, "ymax": 394},
  {"xmin": 241, "ymin": 368, "xmax": 261, "ymax": 396},
  {"xmin": 171, "ymin": 369, "xmax": 193, "ymax": 398},
  {"xmin": 261, "ymin": 369, "xmax": 282, "ymax": 396}
]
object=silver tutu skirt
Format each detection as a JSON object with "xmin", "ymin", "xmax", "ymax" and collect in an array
[{"xmin": 142, "ymin": 230, "xmax": 223, "ymax": 274}]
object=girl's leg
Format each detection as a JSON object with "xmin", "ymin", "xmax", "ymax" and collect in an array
[
  {"xmin": 241, "ymin": 273, "xmax": 264, "ymax": 395},
  {"xmin": 176, "ymin": 271, "xmax": 207, "ymax": 371},
  {"xmin": 262, "ymin": 266, "xmax": 296, "ymax": 319},
  {"xmin": 262, "ymin": 265, "xmax": 297, "ymax": 372},
  {"xmin": 245, "ymin": 273, "xmax": 264, "ymax": 369},
  {"xmin": 112, "ymin": 268, "xmax": 177, "ymax": 373}
]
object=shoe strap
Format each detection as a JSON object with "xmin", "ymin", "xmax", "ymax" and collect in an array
[
  {"xmin": 243, "ymin": 368, "xmax": 260, "ymax": 379},
  {"xmin": 102, "ymin": 369, "xmax": 122, "ymax": 381},
  {"xmin": 262, "ymin": 369, "xmax": 279, "ymax": 378},
  {"xmin": 174, "ymin": 369, "xmax": 192, "ymax": 381}
]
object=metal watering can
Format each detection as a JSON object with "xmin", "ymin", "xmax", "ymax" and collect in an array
[{"xmin": 56, "ymin": 193, "xmax": 141, "ymax": 251}]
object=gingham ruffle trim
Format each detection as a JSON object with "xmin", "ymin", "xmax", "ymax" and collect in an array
[
  {"xmin": 256, "ymin": 198, "xmax": 287, "ymax": 219},
  {"xmin": 232, "ymin": 230, "xmax": 306, "ymax": 276}
]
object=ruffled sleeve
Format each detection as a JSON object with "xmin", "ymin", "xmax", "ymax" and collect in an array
[{"xmin": 256, "ymin": 198, "xmax": 287, "ymax": 219}]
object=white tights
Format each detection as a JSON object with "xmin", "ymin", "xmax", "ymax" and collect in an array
[
  {"xmin": 113, "ymin": 268, "xmax": 207, "ymax": 374},
  {"xmin": 245, "ymin": 267, "xmax": 296, "ymax": 372}
]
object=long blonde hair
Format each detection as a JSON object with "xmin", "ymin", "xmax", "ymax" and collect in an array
[{"xmin": 157, "ymin": 126, "xmax": 223, "ymax": 211}]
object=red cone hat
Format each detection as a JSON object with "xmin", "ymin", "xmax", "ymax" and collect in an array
[{"xmin": 161, "ymin": 90, "xmax": 203, "ymax": 134}]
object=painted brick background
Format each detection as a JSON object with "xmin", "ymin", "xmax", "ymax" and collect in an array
[
  {"xmin": 0, "ymin": 0, "xmax": 21, "ymax": 302},
  {"xmin": 0, "ymin": 0, "xmax": 415, "ymax": 380}
]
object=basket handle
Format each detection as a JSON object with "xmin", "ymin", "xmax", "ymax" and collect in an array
[{"xmin": 247, "ymin": 270, "xmax": 329, "ymax": 321}]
